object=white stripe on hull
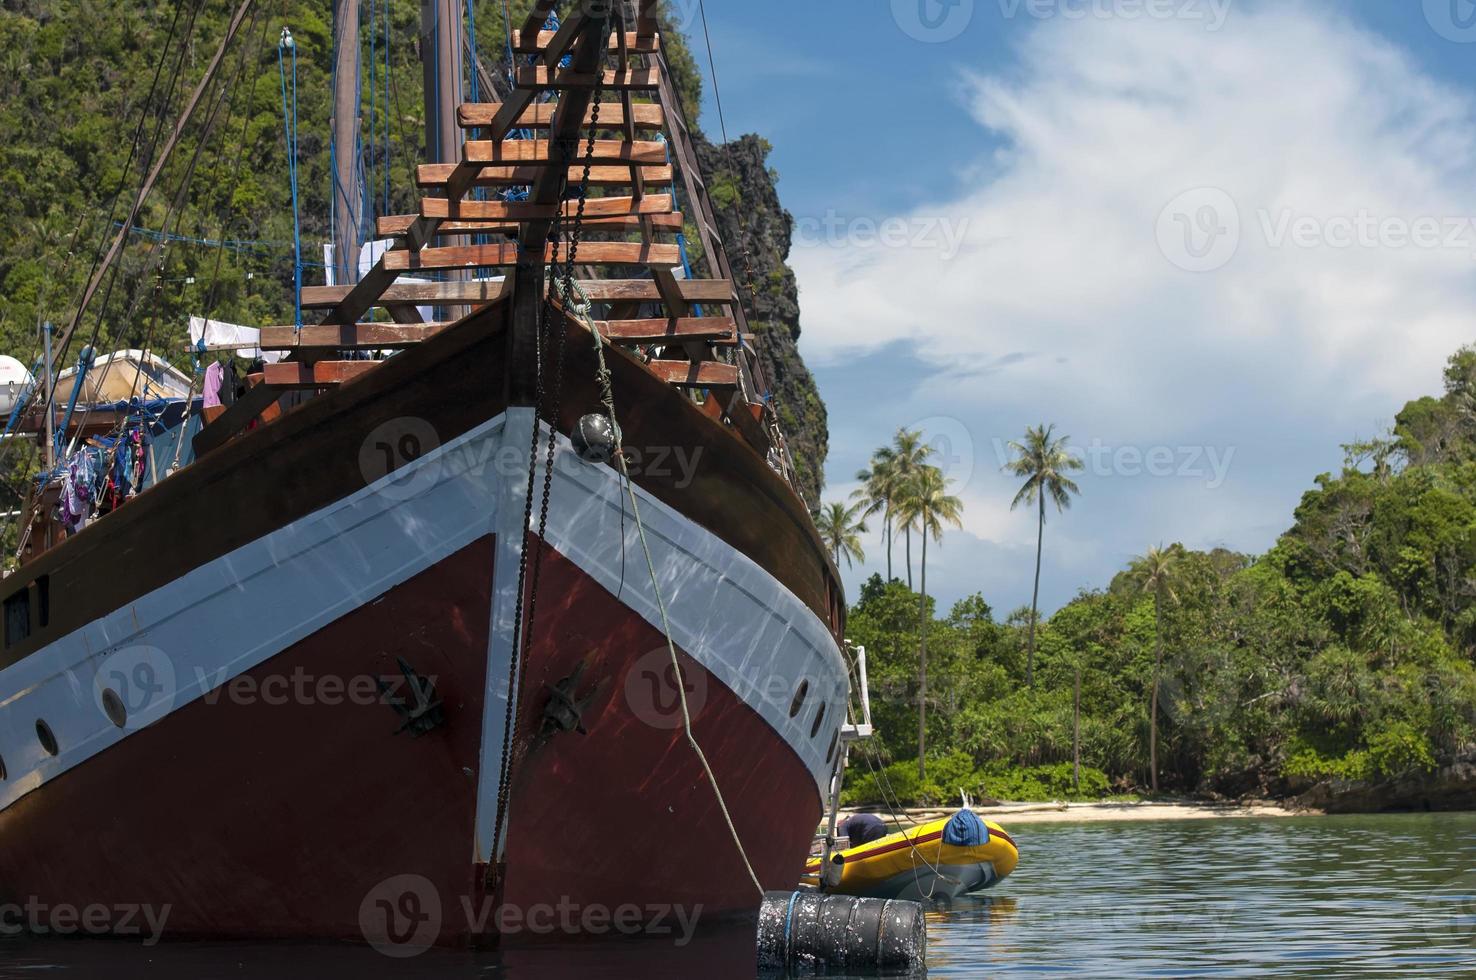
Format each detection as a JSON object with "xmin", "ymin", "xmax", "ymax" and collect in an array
[{"xmin": 0, "ymin": 412, "xmax": 848, "ymax": 862}]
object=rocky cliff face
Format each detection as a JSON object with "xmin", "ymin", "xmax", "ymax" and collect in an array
[{"xmin": 694, "ymin": 134, "xmax": 829, "ymax": 504}]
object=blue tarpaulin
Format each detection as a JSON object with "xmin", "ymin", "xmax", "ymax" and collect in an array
[{"xmin": 942, "ymin": 808, "xmax": 989, "ymax": 847}]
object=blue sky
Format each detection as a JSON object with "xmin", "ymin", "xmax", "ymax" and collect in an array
[{"xmin": 686, "ymin": 0, "xmax": 1476, "ymax": 617}]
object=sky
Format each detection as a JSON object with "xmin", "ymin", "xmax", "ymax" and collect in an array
[{"xmin": 677, "ymin": 0, "xmax": 1476, "ymax": 618}]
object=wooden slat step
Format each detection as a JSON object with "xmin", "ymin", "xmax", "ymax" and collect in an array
[
  {"xmin": 300, "ymin": 279, "xmax": 511, "ymax": 309},
  {"xmin": 375, "ymin": 211, "xmax": 684, "ymax": 238},
  {"xmin": 299, "ymin": 277, "xmax": 732, "ymax": 311},
  {"xmin": 511, "ymin": 30, "xmax": 660, "ymax": 54},
  {"xmin": 597, "ymin": 317, "xmax": 738, "ymax": 344},
  {"xmin": 463, "ymin": 139, "xmax": 668, "ymax": 166},
  {"xmin": 421, "ymin": 193, "xmax": 673, "ymax": 221},
  {"xmin": 646, "ymin": 360, "xmax": 741, "ymax": 389},
  {"xmin": 514, "ymin": 67, "xmax": 660, "ymax": 91},
  {"xmin": 417, "ymin": 163, "xmax": 673, "ymax": 189},
  {"xmin": 579, "ymin": 278, "xmax": 736, "ymax": 304},
  {"xmin": 263, "ymin": 361, "xmax": 380, "ymax": 389},
  {"xmin": 458, "ymin": 101, "xmax": 666, "ymax": 131},
  {"xmin": 382, "ymin": 241, "xmax": 681, "ymax": 273},
  {"xmin": 259, "ymin": 323, "xmax": 453, "ymax": 350}
]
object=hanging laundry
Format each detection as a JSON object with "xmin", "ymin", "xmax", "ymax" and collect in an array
[
  {"xmin": 203, "ymin": 360, "xmax": 225, "ymax": 408},
  {"xmin": 58, "ymin": 449, "xmax": 101, "ymax": 534}
]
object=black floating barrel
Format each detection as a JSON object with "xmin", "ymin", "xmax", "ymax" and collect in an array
[{"xmin": 757, "ymin": 890, "xmax": 926, "ymax": 974}]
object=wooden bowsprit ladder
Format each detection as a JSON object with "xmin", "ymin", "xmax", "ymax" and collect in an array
[{"xmin": 194, "ymin": 0, "xmax": 797, "ymax": 489}]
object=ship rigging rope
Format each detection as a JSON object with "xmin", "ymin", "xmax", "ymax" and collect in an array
[
  {"xmin": 46, "ymin": 0, "xmax": 254, "ymax": 411},
  {"xmin": 171, "ymin": 10, "xmax": 276, "ymax": 475},
  {"xmin": 556, "ymin": 272, "xmax": 765, "ymax": 900},
  {"xmin": 72, "ymin": 3, "xmax": 266, "ymax": 460},
  {"xmin": 277, "ymin": 26, "xmax": 304, "ymax": 329}
]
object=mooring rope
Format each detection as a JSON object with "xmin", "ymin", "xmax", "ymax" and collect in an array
[{"xmin": 557, "ymin": 275, "xmax": 764, "ymax": 899}]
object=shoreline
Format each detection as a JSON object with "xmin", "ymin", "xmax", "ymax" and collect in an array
[{"xmin": 842, "ymin": 800, "xmax": 1319, "ymax": 827}]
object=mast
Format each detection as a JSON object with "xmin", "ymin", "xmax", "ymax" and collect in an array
[
  {"xmin": 332, "ymin": 0, "xmax": 362, "ymax": 287},
  {"xmin": 421, "ymin": 0, "xmax": 465, "ymax": 317},
  {"xmin": 420, "ymin": 0, "xmax": 463, "ymax": 166}
]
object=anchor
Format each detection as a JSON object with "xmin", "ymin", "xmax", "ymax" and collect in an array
[
  {"xmin": 540, "ymin": 661, "xmax": 598, "ymax": 737},
  {"xmin": 378, "ymin": 657, "xmax": 445, "ymax": 737}
]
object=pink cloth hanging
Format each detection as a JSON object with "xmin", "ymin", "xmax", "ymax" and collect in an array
[{"xmin": 202, "ymin": 360, "xmax": 224, "ymax": 408}]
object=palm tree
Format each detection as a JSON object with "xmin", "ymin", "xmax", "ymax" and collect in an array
[
  {"xmin": 852, "ymin": 451, "xmax": 900, "ymax": 581},
  {"xmin": 1124, "ymin": 545, "xmax": 1179, "ymax": 793},
  {"xmin": 1006, "ymin": 424, "xmax": 1083, "ymax": 686},
  {"xmin": 889, "ymin": 428, "xmax": 935, "ymax": 590},
  {"xmin": 813, "ymin": 501, "xmax": 868, "ymax": 570},
  {"xmin": 893, "ymin": 464, "xmax": 963, "ymax": 780}
]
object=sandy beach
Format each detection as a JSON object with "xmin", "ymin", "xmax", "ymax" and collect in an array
[{"xmin": 839, "ymin": 800, "xmax": 1317, "ymax": 828}]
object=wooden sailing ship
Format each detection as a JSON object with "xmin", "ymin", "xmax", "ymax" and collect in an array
[{"xmin": 0, "ymin": 0, "xmax": 850, "ymax": 949}]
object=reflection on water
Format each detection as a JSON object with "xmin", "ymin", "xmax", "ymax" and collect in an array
[{"xmin": 2, "ymin": 813, "xmax": 1473, "ymax": 978}]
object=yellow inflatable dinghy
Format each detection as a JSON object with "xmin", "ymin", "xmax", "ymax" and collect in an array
[{"xmin": 803, "ymin": 810, "xmax": 1018, "ymax": 901}]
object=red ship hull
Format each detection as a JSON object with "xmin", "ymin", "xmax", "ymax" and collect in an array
[{"xmin": 0, "ymin": 309, "xmax": 847, "ymax": 952}]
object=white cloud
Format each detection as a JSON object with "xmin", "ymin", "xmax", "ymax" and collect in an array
[{"xmin": 797, "ymin": 5, "xmax": 1476, "ymax": 610}]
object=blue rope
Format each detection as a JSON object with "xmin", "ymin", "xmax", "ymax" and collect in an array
[
  {"xmin": 383, "ymin": 0, "xmax": 392, "ymax": 213},
  {"xmin": 783, "ymin": 890, "xmax": 800, "ymax": 958},
  {"xmin": 466, "ymin": 0, "xmax": 479, "ymax": 103},
  {"xmin": 658, "ymin": 135, "xmax": 705, "ymax": 317},
  {"xmin": 277, "ymin": 29, "xmax": 303, "ymax": 329},
  {"xmin": 368, "ymin": 0, "xmax": 378, "ymax": 216}
]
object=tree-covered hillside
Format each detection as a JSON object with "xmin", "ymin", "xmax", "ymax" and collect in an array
[
  {"xmin": 845, "ymin": 346, "xmax": 1476, "ymax": 811},
  {"xmin": 0, "ymin": 0, "xmax": 830, "ymax": 499}
]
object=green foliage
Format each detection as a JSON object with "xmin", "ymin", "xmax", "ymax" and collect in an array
[{"xmin": 846, "ymin": 345, "xmax": 1476, "ymax": 802}]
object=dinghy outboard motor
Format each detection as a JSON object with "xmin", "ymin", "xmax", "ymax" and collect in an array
[{"xmin": 756, "ymin": 890, "xmax": 926, "ymax": 974}]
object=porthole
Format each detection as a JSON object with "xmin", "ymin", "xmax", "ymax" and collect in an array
[
  {"xmin": 810, "ymin": 702, "xmax": 827, "ymax": 739},
  {"xmin": 789, "ymin": 680, "xmax": 809, "ymax": 718},
  {"xmin": 102, "ymin": 688, "xmax": 127, "ymax": 729},
  {"xmin": 826, "ymin": 727, "xmax": 840, "ymax": 764},
  {"xmin": 35, "ymin": 719, "xmax": 58, "ymax": 757}
]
